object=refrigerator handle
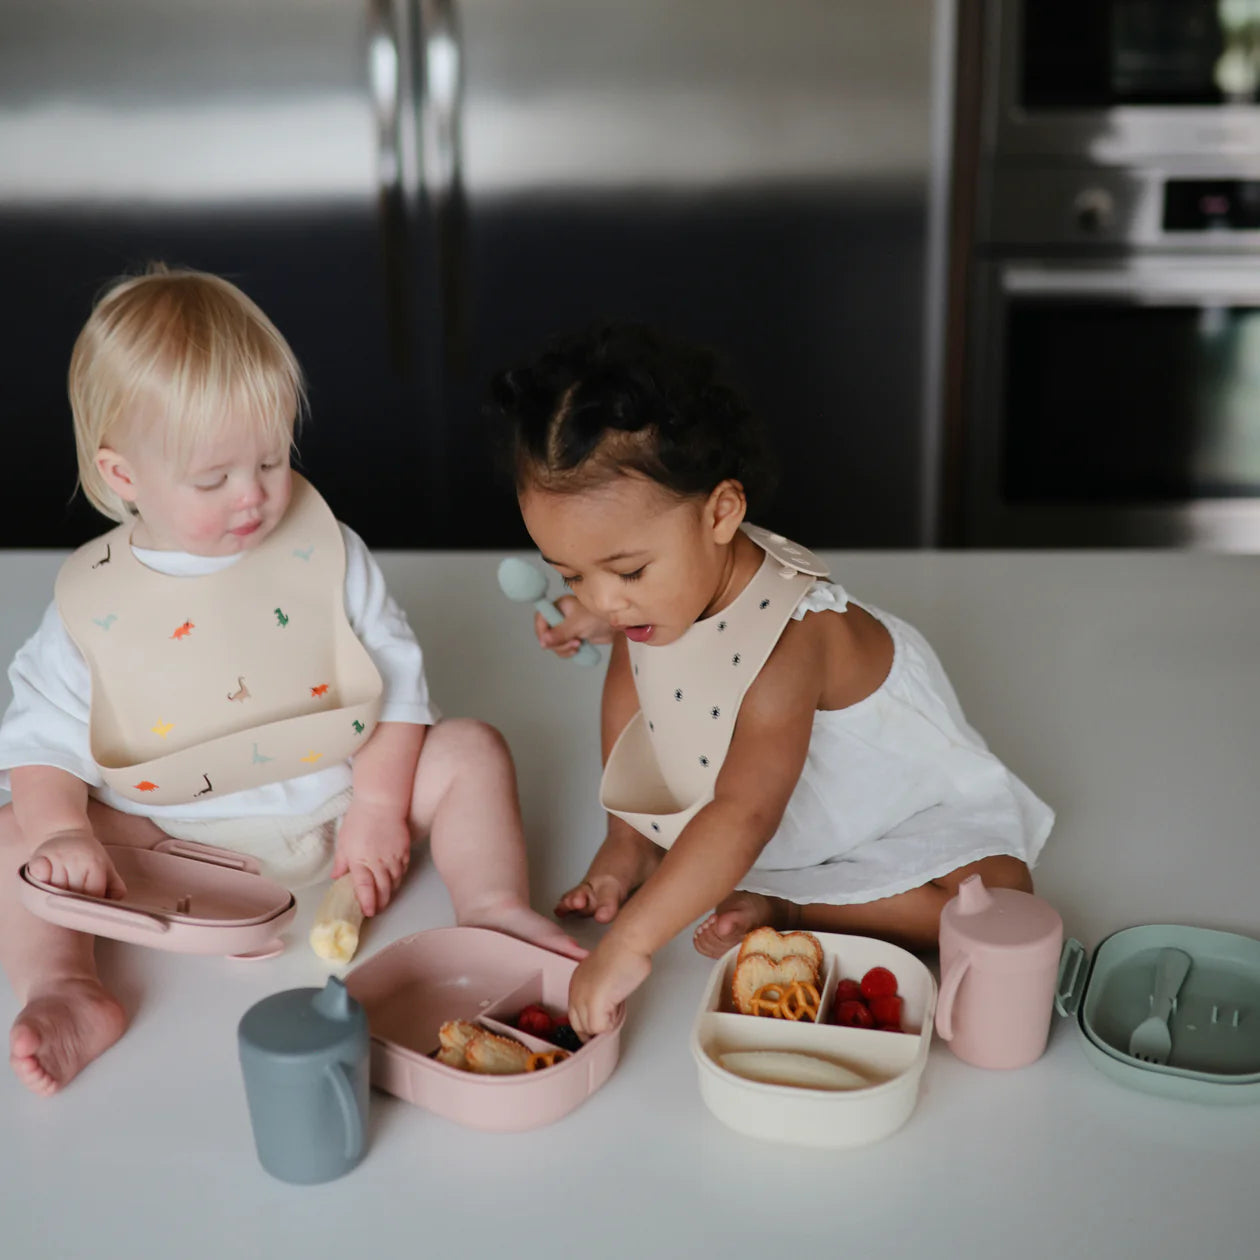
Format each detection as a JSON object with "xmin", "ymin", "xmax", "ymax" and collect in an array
[
  {"xmin": 367, "ymin": 0, "xmax": 411, "ymax": 375},
  {"xmin": 419, "ymin": 0, "xmax": 469, "ymax": 374}
]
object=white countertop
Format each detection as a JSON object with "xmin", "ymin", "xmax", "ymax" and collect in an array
[{"xmin": 2, "ymin": 548, "xmax": 1258, "ymax": 1259}]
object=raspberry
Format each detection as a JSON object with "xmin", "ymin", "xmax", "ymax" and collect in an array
[
  {"xmin": 516, "ymin": 1004, "xmax": 556, "ymax": 1037},
  {"xmin": 868, "ymin": 993, "xmax": 902, "ymax": 1027},
  {"xmin": 834, "ymin": 978, "xmax": 863, "ymax": 1004},
  {"xmin": 833, "ymin": 999, "xmax": 874, "ymax": 1029},
  {"xmin": 550, "ymin": 1023, "xmax": 582, "ymax": 1052},
  {"xmin": 860, "ymin": 967, "xmax": 898, "ymax": 1000}
]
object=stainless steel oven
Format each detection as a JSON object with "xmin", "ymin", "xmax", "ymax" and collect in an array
[
  {"xmin": 965, "ymin": 256, "xmax": 1260, "ymax": 547},
  {"xmin": 948, "ymin": 1, "xmax": 1260, "ymax": 548},
  {"xmin": 990, "ymin": 0, "xmax": 1260, "ymax": 160}
]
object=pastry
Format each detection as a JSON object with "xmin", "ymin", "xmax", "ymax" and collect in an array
[
  {"xmin": 732, "ymin": 952, "xmax": 819, "ymax": 1015},
  {"xmin": 735, "ymin": 926, "xmax": 823, "ymax": 976}
]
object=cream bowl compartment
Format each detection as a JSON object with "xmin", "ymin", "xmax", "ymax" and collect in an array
[
  {"xmin": 691, "ymin": 932, "xmax": 936, "ymax": 1148},
  {"xmin": 345, "ymin": 927, "xmax": 622, "ymax": 1132}
]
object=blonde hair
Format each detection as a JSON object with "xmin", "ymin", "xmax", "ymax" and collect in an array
[{"xmin": 68, "ymin": 265, "xmax": 307, "ymax": 522}]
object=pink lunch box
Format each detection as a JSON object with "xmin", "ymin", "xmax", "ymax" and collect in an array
[
  {"xmin": 18, "ymin": 838, "xmax": 296, "ymax": 959},
  {"xmin": 345, "ymin": 926, "xmax": 623, "ymax": 1132}
]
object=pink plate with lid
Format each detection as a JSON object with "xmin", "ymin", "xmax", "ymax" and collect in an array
[{"xmin": 18, "ymin": 837, "xmax": 296, "ymax": 959}]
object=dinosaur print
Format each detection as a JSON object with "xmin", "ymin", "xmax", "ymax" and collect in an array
[
  {"xmin": 293, "ymin": 545, "xmax": 314, "ymax": 562},
  {"xmin": 227, "ymin": 676, "xmax": 251, "ymax": 702},
  {"xmin": 274, "ymin": 608, "xmax": 289, "ymax": 628},
  {"xmin": 171, "ymin": 620, "xmax": 195, "ymax": 641},
  {"xmin": 194, "ymin": 774, "xmax": 213, "ymax": 797},
  {"xmin": 134, "ymin": 780, "xmax": 159, "ymax": 792},
  {"xmin": 352, "ymin": 720, "xmax": 365, "ymax": 734},
  {"xmin": 151, "ymin": 720, "xmax": 173, "ymax": 739},
  {"xmin": 310, "ymin": 683, "xmax": 329, "ymax": 697},
  {"xmin": 251, "ymin": 743, "xmax": 274, "ymax": 764},
  {"xmin": 91, "ymin": 543, "xmax": 111, "ymax": 569},
  {"xmin": 300, "ymin": 751, "xmax": 323, "ymax": 764},
  {"xmin": 92, "ymin": 614, "xmax": 117, "ymax": 631}
]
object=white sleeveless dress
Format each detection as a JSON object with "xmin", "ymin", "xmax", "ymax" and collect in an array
[{"xmin": 739, "ymin": 579, "xmax": 1054, "ymax": 904}]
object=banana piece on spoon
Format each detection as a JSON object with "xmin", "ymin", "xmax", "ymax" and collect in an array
[{"xmin": 309, "ymin": 874, "xmax": 365, "ymax": 964}]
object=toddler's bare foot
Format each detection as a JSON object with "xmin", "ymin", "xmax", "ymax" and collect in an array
[
  {"xmin": 9, "ymin": 978, "xmax": 128, "ymax": 1097},
  {"xmin": 693, "ymin": 890, "xmax": 794, "ymax": 958},
  {"xmin": 460, "ymin": 898, "xmax": 588, "ymax": 961},
  {"xmin": 555, "ymin": 831, "xmax": 663, "ymax": 923}
]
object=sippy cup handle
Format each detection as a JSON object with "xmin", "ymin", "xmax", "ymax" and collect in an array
[
  {"xmin": 325, "ymin": 1060, "xmax": 364, "ymax": 1161},
  {"xmin": 934, "ymin": 953, "xmax": 972, "ymax": 1042}
]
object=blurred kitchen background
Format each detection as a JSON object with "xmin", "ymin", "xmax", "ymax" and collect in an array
[{"xmin": 3, "ymin": 1, "xmax": 1260, "ymax": 551}]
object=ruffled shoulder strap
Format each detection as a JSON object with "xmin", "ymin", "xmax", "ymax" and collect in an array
[{"xmin": 791, "ymin": 579, "xmax": 850, "ymax": 620}]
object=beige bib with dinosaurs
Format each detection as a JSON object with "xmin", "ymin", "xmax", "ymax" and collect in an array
[
  {"xmin": 599, "ymin": 525, "xmax": 828, "ymax": 847},
  {"xmin": 55, "ymin": 474, "xmax": 382, "ymax": 807}
]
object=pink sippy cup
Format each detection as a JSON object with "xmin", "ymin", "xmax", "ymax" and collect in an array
[{"xmin": 935, "ymin": 874, "xmax": 1064, "ymax": 1070}]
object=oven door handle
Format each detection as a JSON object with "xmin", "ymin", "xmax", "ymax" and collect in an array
[{"xmin": 1001, "ymin": 263, "xmax": 1260, "ymax": 304}]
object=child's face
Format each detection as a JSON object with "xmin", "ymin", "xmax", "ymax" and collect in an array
[
  {"xmin": 98, "ymin": 408, "xmax": 292, "ymax": 556},
  {"xmin": 519, "ymin": 474, "xmax": 745, "ymax": 647}
]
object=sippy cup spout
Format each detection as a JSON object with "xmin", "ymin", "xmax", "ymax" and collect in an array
[
  {"xmin": 311, "ymin": 975, "xmax": 355, "ymax": 1021},
  {"xmin": 955, "ymin": 873, "xmax": 994, "ymax": 916}
]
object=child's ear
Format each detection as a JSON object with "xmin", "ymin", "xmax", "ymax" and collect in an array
[
  {"xmin": 95, "ymin": 447, "xmax": 140, "ymax": 504},
  {"xmin": 707, "ymin": 479, "xmax": 747, "ymax": 544}
]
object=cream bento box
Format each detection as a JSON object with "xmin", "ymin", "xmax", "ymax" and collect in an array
[{"xmin": 691, "ymin": 931, "xmax": 937, "ymax": 1148}]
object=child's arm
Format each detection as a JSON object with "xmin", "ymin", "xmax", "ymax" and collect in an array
[
  {"xmin": 567, "ymin": 619, "xmax": 825, "ymax": 1035},
  {"xmin": 10, "ymin": 765, "xmax": 126, "ymax": 898},
  {"xmin": 334, "ymin": 721, "xmax": 427, "ymax": 916},
  {"xmin": 556, "ymin": 632, "xmax": 652, "ymax": 919}
]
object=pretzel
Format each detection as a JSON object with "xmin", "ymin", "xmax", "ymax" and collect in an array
[
  {"xmin": 780, "ymin": 980, "xmax": 821, "ymax": 1021},
  {"xmin": 749, "ymin": 984, "xmax": 788, "ymax": 1017},
  {"xmin": 526, "ymin": 1049, "xmax": 572, "ymax": 1071},
  {"xmin": 750, "ymin": 980, "xmax": 821, "ymax": 1022}
]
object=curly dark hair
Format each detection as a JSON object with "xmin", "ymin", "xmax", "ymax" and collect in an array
[{"xmin": 488, "ymin": 323, "xmax": 776, "ymax": 509}]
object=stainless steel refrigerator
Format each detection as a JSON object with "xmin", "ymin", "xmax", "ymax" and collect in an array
[{"xmin": 1, "ymin": 0, "xmax": 938, "ymax": 549}]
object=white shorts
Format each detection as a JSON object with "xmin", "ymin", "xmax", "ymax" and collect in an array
[{"xmin": 155, "ymin": 787, "xmax": 353, "ymax": 888}]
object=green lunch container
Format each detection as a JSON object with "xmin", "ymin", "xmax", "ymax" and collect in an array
[{"xmin": 1055, "ymin": 923, "xmax": 1260, "ymax": 1104}]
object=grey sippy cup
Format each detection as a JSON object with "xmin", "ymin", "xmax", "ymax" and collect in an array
[{"xmin": 238, "ymin": 976, "xmax": 371, "ymax": 1184}]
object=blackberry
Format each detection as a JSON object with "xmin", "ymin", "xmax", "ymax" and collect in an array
[{"xmin": 550, "ymin": 1023, "xmax": 582, "ymax": 1052}]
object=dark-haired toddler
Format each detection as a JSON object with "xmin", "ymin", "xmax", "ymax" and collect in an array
[{"xmin": 491, "ymin": 325, "xmax": 1054, "ymax": 1037}]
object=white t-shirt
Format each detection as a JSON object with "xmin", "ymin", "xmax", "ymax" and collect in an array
[{"xmin": 0, "ymin": 524, "xmax": 437, "ymax": 821}]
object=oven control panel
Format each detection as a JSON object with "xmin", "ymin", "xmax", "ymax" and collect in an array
[{"xmin": 982, "ymin": 167, "xmax": 1260, "ymax": 250}]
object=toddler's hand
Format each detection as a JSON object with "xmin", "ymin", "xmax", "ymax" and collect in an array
[
  {"xmin": 534, "ymin": 596, "xmax": 614, "ymax": 659},
  {"xmin": 567, "ymin": 936, "xmax": 651, "ymax": 1039},
  {"xmin": 332, "ymin": 799, "xmax": 412, "ymax": 917},
  {"xmin": 554, "ymin": 873, "xmax": 626, "ymax": 923},
  {"xmin": 27, "ymin": 829, "xmax": 126, "ymax": 900}
]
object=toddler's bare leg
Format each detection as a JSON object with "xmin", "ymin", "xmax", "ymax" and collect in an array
[
  {"xmin": 693, "ymin": 855, "xmax": 1033, "ymax": 957},
  {"xmin": 2, "ymin": 802, "xmax": 166, "ymax": 1095},
  {"xmin": 410, "ymin": 719, "xmax": 586, "ymax": 959},
  {"xmin": 554, "ymin": 822, "xmax": 664, "ymax": 923}
]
